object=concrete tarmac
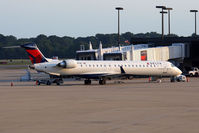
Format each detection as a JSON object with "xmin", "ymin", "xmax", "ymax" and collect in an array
[{"xmin": 0, "ymin": 68, "xmax": 199, "ymax": 133}]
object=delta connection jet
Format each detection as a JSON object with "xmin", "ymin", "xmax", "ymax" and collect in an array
[{"xmin": 21, "ymin": 43, "xmax": 183, "ymax": 85}]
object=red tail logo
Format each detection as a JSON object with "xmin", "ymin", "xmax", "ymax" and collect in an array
[{"xmin": 21, "ymin": 43, "xmax": 48, "ymax": 64}]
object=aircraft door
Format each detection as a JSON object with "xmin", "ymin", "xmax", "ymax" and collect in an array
[{"xmin": 162, "ymin": 64, "xmax": 168, "ymax": 74}]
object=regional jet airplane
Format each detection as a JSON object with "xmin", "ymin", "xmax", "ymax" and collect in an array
[{"xmin": 21, "ymin": 43, "xmax": 183, "ymax": 85}]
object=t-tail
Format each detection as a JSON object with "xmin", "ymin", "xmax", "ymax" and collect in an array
[{"xmin": 21, "ymin": 43, "xmax": 48, "ymax": 64}]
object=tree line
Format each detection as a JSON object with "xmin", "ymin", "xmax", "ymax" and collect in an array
[{"xmin": 0, "ymin": 32, "xmax": 182, "ymax": 59}]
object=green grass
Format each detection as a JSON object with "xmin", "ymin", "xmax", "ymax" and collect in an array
[{"xmin": 0, "ymin": 59, "xmax": 31, "ymax": 65}]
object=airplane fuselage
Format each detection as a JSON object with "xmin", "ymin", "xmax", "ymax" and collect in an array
[{"xmin": 34, "ymin": 60, "xmax": 182, "ymax": 77}]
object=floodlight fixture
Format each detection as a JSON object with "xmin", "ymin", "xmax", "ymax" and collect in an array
[
  {"xmin": 190, "ymin": 10, "xmax": 198, "ymax": 35},
  {"xmin": 165, "ymin": 8, "xmax": 173, "ymax": 35},
  {"xmin": 115, "ymin": 7, "xmax": 124, "ymax": 47},
  {"xmin": 156, "ymin": 6, "xmax": 167, "ymax": 39}
]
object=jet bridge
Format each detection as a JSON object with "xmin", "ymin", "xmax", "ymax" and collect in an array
[
  {"xmin": 131, "ymin": 43, "xmax": 186, "ymax": 62},
  {"xmin": 75, "ymin": 42, "xmax": 187, "ymax": 66}
]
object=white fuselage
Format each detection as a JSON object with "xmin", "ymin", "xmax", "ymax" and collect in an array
[{"xmin": 34, "ymin": 60, "xmax": 182, "ymax": 77}]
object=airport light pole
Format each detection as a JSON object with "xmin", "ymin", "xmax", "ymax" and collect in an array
[
  {"xmin": 166, "ymin": 8, "xmax": 173, "ymax": 35},
  {"xmin": 156, "ymin": 6, "xmax": 167, "ymax": 40},
  {"xmin": 190, "ymin": 10, "xmax": 198, "ymax": 35},
  {"xmin": 115, "ymin": 7, "xmax": 123, "ymax": 48}
]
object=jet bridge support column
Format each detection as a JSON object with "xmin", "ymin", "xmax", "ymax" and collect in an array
[
  {"xmin": 98, "ymin": 42, "xmax": 103, "ymax": 60},
  {"xmin": 130, "ymin": 45, "xmax": 134, "ymax": 61}
]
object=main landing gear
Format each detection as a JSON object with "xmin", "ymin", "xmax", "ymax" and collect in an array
[
  {"xmin": 84, "ymin": 78, "xmax": 107, "ymax": 85},
  {"xmin": 170, "ymin": 76, "xmax": 176, "ymax": 82},
  {"xmin": 84, "ymin": 79, "xmax": 91, "ymax": 85}
]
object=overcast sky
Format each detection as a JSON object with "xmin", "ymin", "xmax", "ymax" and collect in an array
[{"xmin": 0, "ymin": 0, "xmax": 199, "ymax": 38}]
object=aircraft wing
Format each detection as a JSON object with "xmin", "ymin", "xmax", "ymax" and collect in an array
[{"xmin": 74, "ymin": 71, "xmax": 122, "ymax": 79}]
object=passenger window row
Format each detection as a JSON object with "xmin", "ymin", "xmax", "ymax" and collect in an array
[{"xmin": 80, "ymin": 64, "xmax": 159, "ymax": 68}]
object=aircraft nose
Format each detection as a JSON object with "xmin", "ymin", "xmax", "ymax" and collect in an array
[{"xmin": 175, "ymin": 67, "xmax": 182, "ymax": 75}]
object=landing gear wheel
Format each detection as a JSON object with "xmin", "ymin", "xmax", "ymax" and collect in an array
[
  {"xmin": 99, "ymin": 79, "xmax": 106, "ymax": 85},
  {"xmin": 84, "ymin": 79, "xmax": 91, "ymax": 85},
  {"xmin": 170, "ymin": 76, "xmax": 176, "ymax": 82},
  {"xmin": 46, "ymin": 80, "xmax": 51, "ymax": 85},
  {"xmin": 56, "ymin": 79, "xmax": 63, "ymax": 85}
]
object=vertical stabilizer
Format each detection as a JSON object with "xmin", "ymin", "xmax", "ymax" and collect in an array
[{"xmin": 21, "ymin": 43, "xmax": 48, "ymax": 64}]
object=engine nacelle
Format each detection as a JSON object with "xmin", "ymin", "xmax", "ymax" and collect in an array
[{"xmin": 57, "ymin": 60, "xmax": 77, "ymax": 68}]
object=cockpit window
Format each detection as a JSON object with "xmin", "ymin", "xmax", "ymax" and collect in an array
[{"xmin": 171, "ymin": 63, "xmax": 175, "ymax": 67}]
